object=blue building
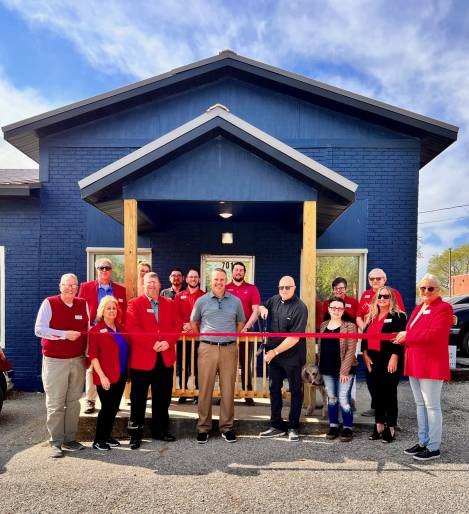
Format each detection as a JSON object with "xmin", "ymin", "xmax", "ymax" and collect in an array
[{"xmin": 0, "ymin": 50, "xmax": 458, "ymax": 391}]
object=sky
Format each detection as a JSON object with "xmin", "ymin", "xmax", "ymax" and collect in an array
[{"xmin": 0, "ymin": 0, "xmax": 468, "ymax": 278}]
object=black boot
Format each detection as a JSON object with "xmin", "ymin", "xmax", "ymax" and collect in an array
[
  {"xmin": 382, "ymin": 426, "xmax": 395, "ymax": 444},
  {"xmin": 128, "ymin": 421, "xmax": 143, "ymax": 450},
  {"xmin": 368, "ymin": 424, "xmax": 383, "ymax": 440}
]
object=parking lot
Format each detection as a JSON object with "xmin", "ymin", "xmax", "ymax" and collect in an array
[{"xmin": 1, "ymin": 382, "xmax": 469, "ymax": 513}]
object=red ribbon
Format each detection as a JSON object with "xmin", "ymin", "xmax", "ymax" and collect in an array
[{"xmin": 82, "ymin": 331, "xmax": 396, "ymax": 340}]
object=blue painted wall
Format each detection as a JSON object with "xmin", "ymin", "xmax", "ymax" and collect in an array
[{"xmin": 2, "ymin": 74, "xmax": 420, "ymax": 390}]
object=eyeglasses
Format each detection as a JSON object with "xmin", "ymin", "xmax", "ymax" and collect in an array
[
  {"xmin": 97, "ymin": 266, "xmax": 112, "ymax": 271},
  {"xmin": 61, "ymin": 284, "xmax": 78, "ymax": 289},
  {"xmin": 420, "ymin": 286, "xmax": 436, "ymax": 292},
  {"xmin": 279, "ymin": 285, "xmax": 293, "ymax": 291},
  {"xmin": 329, "ymin": 306, "xmax": 344, "ymax": 311},
  {"xmin": 377, "ymin": 294, "xmax": 391, "ymax": 299},
  {"xmin": 333, "ymin": 286, "xmax": 346, "ymax": 291},
  {"xmin": 369, "ymin": 276, "xmax": 384, "ymax": 281}
]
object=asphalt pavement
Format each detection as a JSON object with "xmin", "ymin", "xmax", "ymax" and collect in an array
[{"xmin": 1, "ymin": 382, "xmax": 469, "ymax": 513}]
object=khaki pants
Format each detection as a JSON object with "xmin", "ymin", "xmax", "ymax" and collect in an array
[
  {"xmin": 85, "ymin": 366, "xmax": 97, "ymax": 402},
  {"xmin": 42, "ymin": 356, "xmax": 86, "ymax": 446},
  {"xmin": 197, "ymin": 342, "xmax": 238, "ymax": 433}
]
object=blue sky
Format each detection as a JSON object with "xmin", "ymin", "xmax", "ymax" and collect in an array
[{"xmin": 1, "ymin": 0, "xmax": 468, "ymax": 278}]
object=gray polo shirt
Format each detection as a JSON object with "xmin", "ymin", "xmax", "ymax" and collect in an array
[{"xmin": 191, "ymin": 291, "xmax": 245, "ymax": 343}]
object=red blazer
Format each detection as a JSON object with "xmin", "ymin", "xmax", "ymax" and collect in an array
[
  {"xmin": 88, "ymin": 321, "xmax": 129, "ymax": 385},
  {"xmin": 404, "ymin": 296, "xmax": 452, "ymax": 381},
  {"xmin": 78, "ymin": 280, "xmax": 127, "ymax": 324},
  {"xmin": 126, "ymin": 294, "xmax": 179, "ymax": 370}
]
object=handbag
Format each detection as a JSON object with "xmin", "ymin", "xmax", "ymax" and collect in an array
[{"xmin": 0, "ymin": 356, "xmax": 13, "ymax": 372}]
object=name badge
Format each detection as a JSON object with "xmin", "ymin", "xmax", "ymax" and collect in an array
[
  {"xmin": 99, "ymin": 328, "xmax": 108, "ymax": 333},
  {"xmin": 423, "ymin": 310, "xmax": 431, "ymax": 315},
  {"xmin": 118, "ymin": 298, "xmax": 124, "ymax": 303},
  {"xmin": 384, "ymin": 319, "xmax": 392, "ymax": 323},
  {"xmin": 75, "ymin": 315, "xmax": 83, "ymax": 320},
  {"xmin": 147, "ymin": 308, "xmax": 154, "ymax": 313},
  {"xmin": 345, "ymin": 303, "xmax": 351, "ymax": 308},
  {"xmin": 180, "ymin": 295, "xmax": 187, "ymax": 299},
  {"xmin": 364, "ymin": 295, "xmax": 371, "ymax": 299}
]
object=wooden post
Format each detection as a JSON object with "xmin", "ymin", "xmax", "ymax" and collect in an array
[
  {"xmin": 301, "ymin": 201, "xmax": 317, "ymax": 407},
  {"xmin": 123, "ymin": 199, "xmax": 138, "ymax": 402},
  {"xmin": 124, "ymin": 199, "xmax": 138, "ymax": 300}
]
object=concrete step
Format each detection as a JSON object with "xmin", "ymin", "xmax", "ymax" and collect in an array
[{"xmin": 77, "ymin": 396, "xmax": 374, "ymax": 441}]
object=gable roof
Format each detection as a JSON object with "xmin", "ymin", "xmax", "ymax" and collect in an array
[
  {"xmin": 2, "ymin": 50, "xmax": 458, "ymax": 166},
  {"xmin": 79, "ymin": 104, "xmax": 357, "ymax": 234}
]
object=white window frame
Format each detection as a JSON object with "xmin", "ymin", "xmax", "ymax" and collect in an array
[
  {"xmin": 86, "ymin": 247, "xmax": 152, "ymax": 281},
  {"xmin": 316, "ymin": 248, "xmax": 368, "ymax": 298},
  {"xmin": 0, "ymin": 246, "xmax": 4, "ymax": 349},
  {"xmin": 200, "ymin": 254, "xmax": 256, "ymax": 290}
]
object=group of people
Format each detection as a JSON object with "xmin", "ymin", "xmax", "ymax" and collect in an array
[
  {"xmin": 34, "ymin": 259, "xmax": 453, "ymax": 463},
  {"xmin": 316, "ymin": 269, "xmax": 452, "ymax": 461}
]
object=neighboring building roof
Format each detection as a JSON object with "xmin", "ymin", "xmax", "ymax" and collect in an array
[
  {"xmin": 79, "ymin": 104, "xmax": 357, "ymax": 234},
  {"xmin": 0, "ymin": 168, "xmax": 40, "ymax": 196},
  {"xmin": 2, "ymin": 50, "xmax": 458, "ymax": 166}
]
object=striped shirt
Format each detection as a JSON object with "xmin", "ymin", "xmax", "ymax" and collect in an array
[{"xmin": 191, "ymin": 291, "xmax": 245, "ymax": 343}]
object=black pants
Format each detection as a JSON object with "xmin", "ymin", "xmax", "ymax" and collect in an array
[
  {"xmin": 367, "ymin": 350, "xmax": 400, "ymax": 426},
  {"xmin": 95, "ymin": 375, "xmax": 127, "ymax": 444},
  {"xmin": 129, "ymin": 355, "xmax": 174, "ymax": 438},
  {"xmin": 177, "ymin": 340, "xmax": 198, "ymax": 390},
  {"xmin": 268, "ymin": 361, "xmax": 303, "ymax": 430}
]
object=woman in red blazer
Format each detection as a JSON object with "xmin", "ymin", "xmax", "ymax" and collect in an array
[
  {"xmin": 88, "ymin": 296, "xmax": 129, "ymax": 451},
  {"xmin": 395, "ymin": 274, "xmax": 453, "ymax": 462}
]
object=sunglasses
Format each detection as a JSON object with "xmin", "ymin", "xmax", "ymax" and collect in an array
[
  {"xmin": 279, "ymin": 285, "xmax": 293, "ymax": 291},
  {"xmin": 420, "ymin": 286, "xmax": 436, "ymax": 292},
  {"xmin": 377, "ymin": 294, "xmax": 391, "ymax": 299},
  {"xmin": 369, "ymin": 276, "xmax": 384, "ymax": 281},
  {"xmin": 97, "ymin": 266, "xmax": 112, "ymax": 271}
]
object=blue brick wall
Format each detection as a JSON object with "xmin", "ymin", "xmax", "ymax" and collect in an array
[{"xmin": 0, "ymin": 197, "xmax": 41, "ymax": 390}]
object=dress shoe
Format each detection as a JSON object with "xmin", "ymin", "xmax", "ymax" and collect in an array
[
  {"xmin": 129, "ymin": 438, "xmax": 141, "ymax": 450},
  {"xmin": 152, "ymin": 432, "xmax": 176, "ymax": 442}
]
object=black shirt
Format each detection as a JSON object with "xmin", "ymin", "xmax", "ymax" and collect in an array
[
  {"xmin": 264, "ymin": 295, "xmax": 308, "ymax": 366},
  {"xmin": 319, "ymin": 326, "xmax": 341, "ymax": 376}
]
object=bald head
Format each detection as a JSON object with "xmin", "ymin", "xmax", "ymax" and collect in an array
[{"xmin": 278, "ymin": 275, "xmax": 296, "ymax": 300}]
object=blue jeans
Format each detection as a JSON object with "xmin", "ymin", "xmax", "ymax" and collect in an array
[
  {"xmin": 409, "ymin": 377, "xmax": 443, "ymax": 451},
  {"xmin": 323, "ymin": 374, "xmax": 355, "ymax": 429}
]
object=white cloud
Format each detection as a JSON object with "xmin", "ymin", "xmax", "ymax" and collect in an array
[
  {"xmin": 2, "ymin": 0, "xmax": 469, "ymax": 276},
  {"xmin": 0, "ymin": 69, "xmax": 58, "ymax": 167}
]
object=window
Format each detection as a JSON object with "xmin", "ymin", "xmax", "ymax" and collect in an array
[
  {"xmin": 0, "ymin": 246, "xmax": 4, "ymax": 349},
  {"xmin": 86, "ymin": 247, "xmax": 152, "ymax": 284},
  {"xmin": 316, "ymin": 249, "xmax": 368, "ymax": 302},
  {"xmin": 200, "ymin": 254, "xmax": 255, "ymax": 292}
]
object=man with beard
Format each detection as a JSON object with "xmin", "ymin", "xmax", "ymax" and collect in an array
[
  {"xmin": 161, "ymin": 268, "xmax": 185, "ymax": 300},
  {"xmin": 226, "ymin": 262, "xmax": 261, "ymax": 405}
]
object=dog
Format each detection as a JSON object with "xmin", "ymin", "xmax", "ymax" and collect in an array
[{"xmin": 301, "ymin": 363, "xmax": 328, "ymax": 418}]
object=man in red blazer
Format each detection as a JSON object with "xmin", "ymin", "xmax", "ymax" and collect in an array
[
  {"xmin": 126, "ymin": 272, "xmax": 179, "ymax": 449},
  {"xmin": 78, "ymin": 258, "xmax": 127, "ymax": 414}
]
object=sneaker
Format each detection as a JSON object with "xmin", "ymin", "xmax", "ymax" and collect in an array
[
  {"xmin": 403, "ymin": 443, "xmax": 427, "ymax": 455},
  {"xmin": 259, "ymin": 427, "xmax": 286, "ymax": 438},
  {"xmin": 84, "ymin": 401, "xmax": 96, "ymax": 414},
  {"xmin": 368, "ymin": 425, "xmax": 382, "ymax": 441},
  {"xmin": 93, "ymin": 442, "xmax": 111, "ymax": 451},
  {"xmin": 340, "ymin": 428, "xmax": 353, "ymax": 442},
  {"xmin": 197, "ymin": 432, "xmax": 209, "ymax": 444},
  {"xmin": 62, "ymin": 441, "xmax": 85, "ymax": 451},
  {"xmin": 49, "ymin": 445, "xmax": 64, "ymax": 458},
  {"xmin": 413, "ymin": 448, "xmax": 441, "ymax": 461},
  {"xmin": 361, "ymin": 408, "xmax": 375, "ymax": 417},
  {"xmin": 326, "ymin": 426, "xmax": 339, "ymax": 440},
  {"xmin": 107, "ymin": 438, "xmax": 121, "ymax": 447},
  {"xmin": 221, "ymin": 430, "xmax": 237, "ymax": 443},
  {"xmin": 129, "ymin": 438, "xmax": 141, "ymax": 450},
  {"xmin": 288, "ymin": 429, "xmax": 299, "ymax": 442}
]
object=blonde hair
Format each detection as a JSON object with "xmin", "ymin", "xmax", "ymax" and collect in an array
[
  {"xmin": 366, "ymin": 286, "xmax": 402, "ymax": 324},
  {"xmin": 138, "ymin": 260, "xmax": 152, "ymax": 272},
  {"xmin": 96, "ymin": 295, "xmax": 119, "ymax": 322}
]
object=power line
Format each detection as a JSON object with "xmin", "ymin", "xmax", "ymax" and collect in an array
[
  {"xmin": 418, "ymin": 215, "xmax": 469, "ymax": 225},
  {"xmin": 419, "ymin": 203, "xmax": 469, "ymax": 214}
]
